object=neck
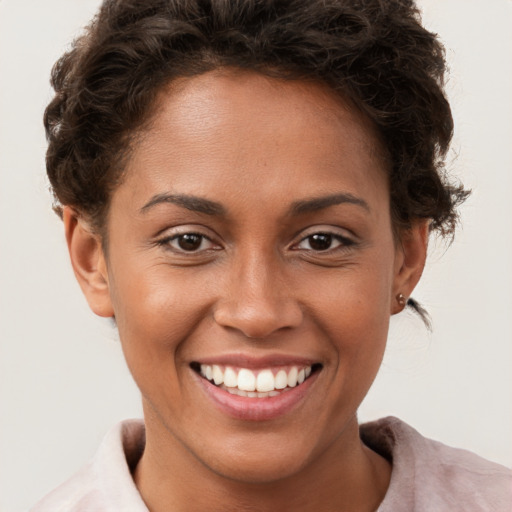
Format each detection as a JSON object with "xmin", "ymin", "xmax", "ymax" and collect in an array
[{"xmin": 133, "ymin": 409, "xmax": 391, "ymax": 512}]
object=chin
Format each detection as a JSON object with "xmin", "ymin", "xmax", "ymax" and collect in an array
[{"xmin": 201, "ymin": 447, "xmax": 312, "ymax": 485}]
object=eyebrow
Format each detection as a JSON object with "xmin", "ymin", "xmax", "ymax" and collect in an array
[
  {"xmin": 140, "ymin": 191, "xmax": 369, "ymax": 217},
  {"xmin": 289, "ymin": 193, "xmax": 370, "ymax": 215},
  {"xmin": 140, "ymin": 193, "xmax": 226, "ymax": 216}
]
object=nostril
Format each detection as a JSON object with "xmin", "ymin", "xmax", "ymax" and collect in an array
[{"xmin": 213, "ymin": 300, "xmax": 303, "ymax": 339}]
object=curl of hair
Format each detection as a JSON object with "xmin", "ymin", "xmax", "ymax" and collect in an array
[{"xmin": 45, "ymin": 0, "xmax": 469, "ymax": 322}]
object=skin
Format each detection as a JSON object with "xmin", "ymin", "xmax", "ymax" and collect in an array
[{"xmin": 65, "ymin": 70, "xmax": 428, "ymax": 512}]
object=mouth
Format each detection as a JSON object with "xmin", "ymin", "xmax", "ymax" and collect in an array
[{"xmin": 190, "ymin": 361, "xmax": 323, "ymax": 398}]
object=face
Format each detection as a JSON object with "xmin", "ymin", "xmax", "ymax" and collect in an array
[{"xmin": 69, "ymin": 70, "xmax": 425, "ymax": 484}]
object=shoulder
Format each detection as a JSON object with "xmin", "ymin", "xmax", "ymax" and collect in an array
[
  {"xmin": 30, "ymin": 419, "xmax": 148, "ymax": 512},
  {"xmin": 361, "ymin": 416, "xmax": 512, "ymax": 512}
]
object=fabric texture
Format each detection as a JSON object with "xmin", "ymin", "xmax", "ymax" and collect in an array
[
  {"xmin": 31, "ymin": 417, "xmax": 512, "ymax": 512},
  {"xmin": 360, "ymin": 418, "xmax": 512, "ymax": 512}
]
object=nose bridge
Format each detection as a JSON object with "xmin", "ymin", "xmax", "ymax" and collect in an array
[{"xmin": 214, "ymin": 244, "xmax": 302, "ymax": 338}]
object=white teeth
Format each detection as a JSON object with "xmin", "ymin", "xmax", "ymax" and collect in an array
[
  {"xmin": 201, "ymin": 364, "xmax": 213, "ymax": 381},
  {"xmin": 275, "ymin": 370, "xmax": 288, "ymax": 389},
  {"xmin": 287, "ymin": 367, "xmax": 298, "ymax": 388},
  {"xmin": 198, "ymin": 363, "xmax": 316, "ymax": 395},
  {"xmin": 256, "ymin": 369, "xmax": 275, "ymax": 392},
  {"xmin": 225, "ymin": 388, "xmax": 276, "ymax": 398},
  {"xmin": 212, "ymin": 365, "xmax": 223, "ymax": 385},
  {"xmin": 237, "ymin": 368, "xmax": 256, "ymax": 391},
  {"xmin": 224, "ymin": 367, "xmax": 238, "ymax": 387}
]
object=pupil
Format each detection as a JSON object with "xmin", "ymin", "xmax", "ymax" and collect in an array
[
  {"xmin": 309, "ymin": 233, "xmax": 332, "ymax": 251},
  {"xmin": 178, "ymin": 234, "xmax": 202, "ymax": 251}
]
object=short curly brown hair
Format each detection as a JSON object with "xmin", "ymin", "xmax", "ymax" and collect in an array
[{"xmin": 44, "ymin": 0, "xmax": 468, "ymax": 240}]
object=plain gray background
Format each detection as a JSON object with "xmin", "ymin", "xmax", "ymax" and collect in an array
[{"xmin": 1, "ymin": 1, "xmax": 511, "ymax": 511}]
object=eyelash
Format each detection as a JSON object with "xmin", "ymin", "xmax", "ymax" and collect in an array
[
  {"xmin": 156, "ymin": 229, "xmax": 355, "ymax": 256},
  {"xmin": 157, "ymin": 232, "xmax": 219, "ymax": 254},
  {"xmin": 292, "ymin": 231, "xmax": 356, "ymax": 253}
]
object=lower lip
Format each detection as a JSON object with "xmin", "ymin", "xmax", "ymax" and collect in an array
[{"xmin": 194, "ymin": 370, "xmax": 320, "ymax": 421}]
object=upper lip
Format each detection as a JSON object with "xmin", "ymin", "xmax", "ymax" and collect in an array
[{"xmin": 190, "ymin": 353, "xmax": 320, "ymax": 369}]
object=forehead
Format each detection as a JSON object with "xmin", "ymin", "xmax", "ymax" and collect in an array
[{"xmin": 119, "ymin": 69, "xmax": 389, "ymax": 215}]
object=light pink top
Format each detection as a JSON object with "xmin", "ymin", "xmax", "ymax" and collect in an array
[{"xmin": 31, "ymin": 417, "xmax": 512, "ymax": 511}]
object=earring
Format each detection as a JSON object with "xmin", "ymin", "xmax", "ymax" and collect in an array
[{"xmin": 396, "ymin": 293, "xmax": 407, "ymax": 309}]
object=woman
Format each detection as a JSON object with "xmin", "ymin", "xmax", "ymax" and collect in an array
[{"xmin": 30, "ymin": 0, "xmax": 510, "ymax": 510}]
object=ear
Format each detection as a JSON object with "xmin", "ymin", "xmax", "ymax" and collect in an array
[
  {"xmin": 63, "ymin": 207, "xmax": 114, "ymax": 318},
  {"xmin": 391, "ymin": 220, "xmax": 429, "ymax": 315}
]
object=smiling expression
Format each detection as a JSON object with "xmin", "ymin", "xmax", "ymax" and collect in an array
[{"xmin": 68, "ymin": 69, "xmax": 424, "ymax": 485}]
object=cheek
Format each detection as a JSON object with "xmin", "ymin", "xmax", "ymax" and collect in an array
[
  {"xmin": 111, "ymin": 255, "xmax": 209, "ymax": 331},
  {"xmin": 316, "ymin": 281, "xmax": 390, "ymax": 373},
  {"xmin": 107, "ymin": 260, "xmax": 214, "ymax": 387},
  {"xmin": 303, "ymin": 249, "xmax": 394, "ymax": 388},
  {"xmin": 311, "ymin": 287, "xmax": 390, "ymax": 429},
  {"xmin": 304, "ymin": 251, "xmax": 394, "ymax": 337}
]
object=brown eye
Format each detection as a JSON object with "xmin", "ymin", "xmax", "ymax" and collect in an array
[
  {"xmin": 163, "ymin": 232, "xmax": 216, "ymax": 253},
  {"xmin": 294, "ymin": 230, "xmax": 354, "ymax": 253},
  {"xmin": 307, "ymin": 233, "xmax": 333, "ymax": 251},
  {"xmin": 177, "ymin": 233, "xmax": 203, "ymax": 251}
]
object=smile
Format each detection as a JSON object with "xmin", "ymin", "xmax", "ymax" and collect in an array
[{"xmin": 192, "ymin": 363, "xmax": 322, "ymax": 398}]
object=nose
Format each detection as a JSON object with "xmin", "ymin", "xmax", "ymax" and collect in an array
[{"xmin": 213, "ymin": 252, "xmax": 303, "ymax": 339}]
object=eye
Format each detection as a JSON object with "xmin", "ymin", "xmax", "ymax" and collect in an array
[
  {"xmin": 163, "ymin": 233, "xmax": 217, "ymax": 253},
  {"xmin": 294, "ymin": 231, "xmax": 354, "ymax": 252}
]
